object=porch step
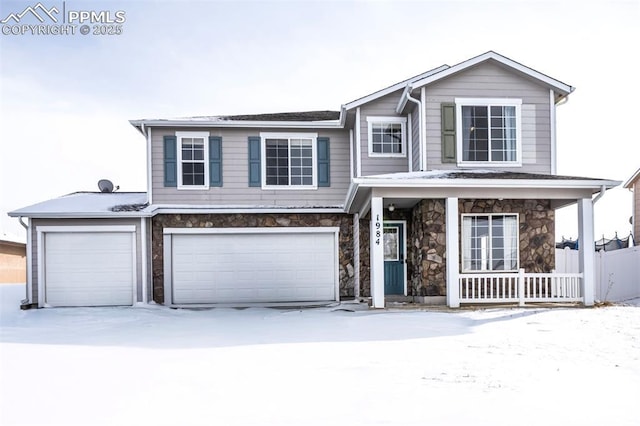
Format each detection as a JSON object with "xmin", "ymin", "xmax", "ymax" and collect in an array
[{"xmin": 385, "ymin": 295, "xmax": 447, "ymax": 305}]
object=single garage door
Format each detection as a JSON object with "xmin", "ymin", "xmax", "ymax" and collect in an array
[
  {"xmin": 44, "ymin": 231, "xmax": 135, "ymax": 307},
  {"xmin": 170, "ymin": 231, "xmax": 337, "ymax": 304}
]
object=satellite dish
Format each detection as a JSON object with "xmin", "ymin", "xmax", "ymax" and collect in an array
[{"xmin": 98, "ymin": 179, "xmax": 114, "ymax": 193}]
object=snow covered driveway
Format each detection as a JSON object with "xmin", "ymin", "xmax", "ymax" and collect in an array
[{"xmin": 1, "ymin": 284, "xmax": 638, "ymax": 426}]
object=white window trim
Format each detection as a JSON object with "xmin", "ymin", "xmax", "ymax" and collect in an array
[
  {"xmin": 176, "ymin": 131, "xmax": 210, "ymax": 190},
  {"xmin": 455, "ymin": 98, "xmax": 522, "ymax": 168},
  {"xmin": 260, "ymin": 132, "xmax": 318, "ymax": 190},
  {"xmin": 366, "ymin": 116, "xmax": 407, "ymax": 158},
  {"xmin": 461, "ymin": 213, "xmax": 520, "ymax": 273}
]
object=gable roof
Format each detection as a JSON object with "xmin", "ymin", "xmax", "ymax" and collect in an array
[
  {"xmin": 624, "ymin": 167, "xmax": 640, "ymax": 188},
  {"xmin": 342, "ymin": 64, "xmax": 450, "ymax": 110},
  {"xmin": 396, "ymin": 51, "xmax": 574, "ymax": 113}
]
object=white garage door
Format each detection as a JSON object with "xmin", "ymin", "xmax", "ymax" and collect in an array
[
  {"xmin": 44, "ymin": 232, "xmax": 135, "ymax": 307},
  {"xmin": 170, "ymin": 231, "xmax": 337, "ymax": 304}
]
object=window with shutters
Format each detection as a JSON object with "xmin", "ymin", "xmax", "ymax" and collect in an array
[
  {"xmin": 455, "ymin": 98, "xmax": 522, "ymax": 166},
  {"xmin": 367, "ymin": 116, "xmax": 407, "ymax": 157},
  {"xmin": 177, "ymin": 131, "xmax": 210, "ymax": 189},
  {"xmin": 260, "ymin": 132, "xmax": 317, "ymax": 189}
]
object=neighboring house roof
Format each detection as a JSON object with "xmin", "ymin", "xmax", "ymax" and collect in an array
[
  {"xmin": 8, "ymin": 192, "xmax": 149, "ymax": 218},
  {"xmin": 624, "ymin": 167, "xmax": 640, "ymax": 189},
  {"xmin": 0, "ymin": 233, "xmax": 26, "ymax": 247}
]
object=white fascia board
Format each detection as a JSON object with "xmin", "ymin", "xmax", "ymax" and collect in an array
[
  {"xmin": 151, "ymin": 206, "xmax": 345, "ymax": 215},
  {"xmin": 409, "ymin": 51, "xmax": 574, "ymax": 96},
  {"xmin": 129, "ymin": 119, "xmax": 343, "ymax": 129},
  {"xmin": 343, "ymin": 182, "xmax": 360, "ymax": 213},
  {"xmin": 8, "ymin": 211, "xmax": 152, "ymax": 219},
  {"xmin": 343, "ymin": 65, "xmax": 449, "ymax": 110},
  {"xmin": 395, "ymin": 84, "xmax": 412, "ymax": 114},
  {"xmin": 352, "ymin": 177, "xmax": 621, "ymax": 190},
  {"xmin": 624, "ymin": 168, "xmax": 640, "ymax": 188}
]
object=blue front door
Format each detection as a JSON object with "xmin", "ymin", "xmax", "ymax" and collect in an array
[{"xmin": 384, "ymin": 223, "xmax": 405, "ymax": 295}]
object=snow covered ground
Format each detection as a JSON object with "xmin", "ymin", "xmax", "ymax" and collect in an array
[{"xmin": 1, "ymin": 284, "xmax": 638, "ymax": 426}]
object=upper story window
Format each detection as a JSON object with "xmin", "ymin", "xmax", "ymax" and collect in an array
[
  {"xmin": 461, "ymin": 214, "xmax": 519, "ymax": 272},
  {"xmin": 455, "ymin": 98, "xmax": 521, "ymax": 166},
  {"xmin": 261, "ymin": 132, "xmax": 317, "ymax": 189},
  {"xmin": 367, "ymin": 116, "xmax": 407, "ymax": 157},
  {"xmin": 177, "ymin": 131, "xmax": 209, "ymax": 189}
]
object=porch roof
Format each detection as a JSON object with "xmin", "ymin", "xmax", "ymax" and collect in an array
[{"xmin": 345, "ymin": 170, "xmax": 621, "ymax": 214}]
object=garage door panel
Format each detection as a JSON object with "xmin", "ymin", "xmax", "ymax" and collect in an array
[
  {"xmin": 44, "ymin": 232, "xmax": 134, "ymax": 307},
  {"xmin": 171, "ymin": 232, "xmax": 336, "ymax": 304}
]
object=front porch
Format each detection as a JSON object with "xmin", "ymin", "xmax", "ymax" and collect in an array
[{"xmin": 346, "ymin": 170, "xmax": 620, "ymax": 309}]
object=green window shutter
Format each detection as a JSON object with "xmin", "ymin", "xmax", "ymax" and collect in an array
[
  {"xmin": 441, "ymin": 103, "xmax": 456, "ymax": 163},
  {"xmin": 317, "ymin": 137, "xmax": 330, "ymax": 187},
  {"xmin": 248, "ymin": 136, "xmax": 261, "ymax": 187},
  {"xmin": 209, "ymin": 136, "xmax": 222, "ymax": 187},
  {"xmin": 163, "ymin": 135, "xmax": 177, "ymax": 187}
]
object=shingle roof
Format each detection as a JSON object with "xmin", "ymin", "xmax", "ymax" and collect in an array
[{"xmin": 222, "ymin": 110, "xmax": 340, "ymax": 122}]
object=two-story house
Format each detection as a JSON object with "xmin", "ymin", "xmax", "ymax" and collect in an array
[{"xmin": 10, "ymin": 51, "xmax": 621, "ymax": 309}]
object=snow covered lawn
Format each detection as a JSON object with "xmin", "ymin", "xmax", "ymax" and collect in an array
[{"xmin": 1, "ymin": 284, "xmax": 638, "ymax": 426}]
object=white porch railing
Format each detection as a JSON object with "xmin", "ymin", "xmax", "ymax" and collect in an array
[{"xmin": 459, "ymin": 269, "xmax": 583, "ymax": 305}]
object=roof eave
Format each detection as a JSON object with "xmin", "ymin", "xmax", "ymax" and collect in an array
[
  {"xmin": 352, "ymin": 177, "xmax": 621, "ymax": 191},
  {"xmin": 128, "ymin": 119, "xmax": 344, "ymax": 129},
  {"xmin": 343, "ymin": 65, "xmax": 449, "ymax": 111},
  {"xmin": 7, "ymin": 211, "xmax": 152, "ymax": 219},
  {"xmin": 624, "ymin": 168, "xmax": 640, "ymax": 188},
  {"xmin": 409, "ymin": 51, "xmax": 574, "ymax": 96}
]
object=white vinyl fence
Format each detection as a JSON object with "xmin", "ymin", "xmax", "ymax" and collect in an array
[{"xmin": 555, "ymin": 246, "xmax": 640, "ymax": 302}]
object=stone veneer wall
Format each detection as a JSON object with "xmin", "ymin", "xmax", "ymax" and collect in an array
[
  {"xmin": 406, "ymin": 198, "xmax": 556, "ymax": 297},
  {"xmin": 459, "ymin": 199, "xmax": 555, "ymax": 273},
  {"xmin": 152, "ymin": 213, "xmax": 354, "ymax": 304},
  {"xmin": 410, "ymin": 200, "xmax": 447, "ymax": 296}
]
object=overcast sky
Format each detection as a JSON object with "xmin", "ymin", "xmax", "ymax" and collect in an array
[{"xmin": 1, "ymin": 0, "xmax": 638, "ymax": 242}]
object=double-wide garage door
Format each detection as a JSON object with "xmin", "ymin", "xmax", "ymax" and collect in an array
[
  {"xmin": 43, "ymin": 230, "xmax": 135, "ymax": 307},
  {"xmin": 169, "ymin": 230, "xmax": 338, "ymax": 304}
]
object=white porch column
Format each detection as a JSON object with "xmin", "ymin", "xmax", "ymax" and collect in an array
[
  {"xmin": 446, "ymin": 197, "xmax": 460, "ymax": 308},
  {"xmin": 370, "ymin": 196, "xmax": 385, "ymax": 308},
  {"xmin": 578, "ymin": 198, "xmax": 595, "ymax": 306}
]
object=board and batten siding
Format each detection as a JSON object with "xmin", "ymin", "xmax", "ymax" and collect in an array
[
  {"xmin": 30, "ymin": 218, "xmax": 145, "ymax": 304},
  {"xmin": 151, "ymin": 128, "xmax": 350, "ymax": 206},
  {"xmin": 423, "ymin": 61, "xmax": 552, "ymax": 174},
  {"xmin": 358, "ymin": 89, "xmax": 410, "ymax": 177}
]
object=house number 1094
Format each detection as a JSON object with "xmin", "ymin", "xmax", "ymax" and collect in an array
[{"xmin": 374, "ymin": 214, "xmax": 381, "ymax": 245}]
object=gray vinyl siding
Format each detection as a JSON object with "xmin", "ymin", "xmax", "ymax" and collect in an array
[
  {"xmin": 359, "ymin": 89, "xmax": 410, "ymax": 176},
  {"xmin": 151, "ymin": 128, "xmax": 350, "ymax": 206},
  {"xmin": 410, "ymin": 105, "xmax": 420, "ymax": 171},
  {"xmin": 30, "ymin": 218, "xmax": 145, "ymax": 304},
  {"xmin": 423, "ymin": 61, "xmax": 552, "ymax": 174},
  {"xmin": 634, "ymin": 182, "xmax": 640, "ymax": 244}
]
